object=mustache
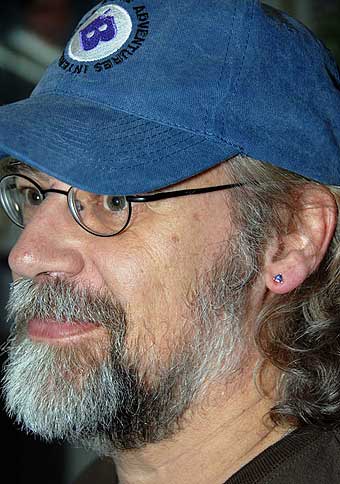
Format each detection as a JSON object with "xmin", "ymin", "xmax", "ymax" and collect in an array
[{"xmin": 6, "ymin": 278, "xmax": 127, "ymax": 332}]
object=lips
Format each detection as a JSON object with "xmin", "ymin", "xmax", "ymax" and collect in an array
[{"xmin": 28, "ymin": 318, "xmax": 101, "ymax": 342}]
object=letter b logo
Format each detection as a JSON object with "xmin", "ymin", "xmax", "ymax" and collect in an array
[{"xmin": 80, "ymin": 14, "xmax": 117, "ymax": 51}]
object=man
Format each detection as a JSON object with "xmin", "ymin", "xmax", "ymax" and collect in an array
[{"xmin": 0, "ymin": 1, "xmax": 340, "ymax": 483}]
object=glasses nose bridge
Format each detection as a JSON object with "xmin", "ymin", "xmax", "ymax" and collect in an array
[{"xmin": 41, "ymin": 187, "xmax": 71, "ymax": 211}]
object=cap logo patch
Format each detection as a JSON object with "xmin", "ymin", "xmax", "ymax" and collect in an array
[{"xmin": 69, "ymin": 4, "xmax": 132, "ymax": 62}]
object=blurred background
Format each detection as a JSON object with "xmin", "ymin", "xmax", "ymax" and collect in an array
[{"xmin": 0, "ymin": 1, "xmax": 339, "ymax": 482}]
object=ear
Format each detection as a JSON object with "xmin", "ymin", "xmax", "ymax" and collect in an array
[{"xmin": 264, "ymin": 185, "xmax": 338, "ymax": 295}]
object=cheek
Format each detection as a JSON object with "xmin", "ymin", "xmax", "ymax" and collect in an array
[
  {"xmin": 95, "ymin": 206, "xmax": 224, "ymax": 304},
  {"xmin": 98, "ymin": 242, "xmax": 186, "ymax": 304},
  {"xmin": 95, "ymin": 243, "xmax": 192, "ymax": 359},
  {"xmin": 93, "ymin": 229, "xmax": 196, "ymax": 328},
  {"xmin": 88, "ymin": 201, "xmax": 230, "ymax": 328}
]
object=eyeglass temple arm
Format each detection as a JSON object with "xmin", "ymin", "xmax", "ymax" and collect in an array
[
  {"xmin": 37, "ymin": 182, "xmax": 246, "ymax": 203},
  {"xmin": 127, "ymin": 183, "xmax": 245, "ymax": 203}
]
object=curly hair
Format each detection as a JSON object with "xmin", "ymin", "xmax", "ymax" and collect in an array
[{"xmin": 225, "ymin": 154, "xmax": 340, "ymax": 430}]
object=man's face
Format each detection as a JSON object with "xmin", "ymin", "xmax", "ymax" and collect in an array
[{"xmin": 3, "ymin": 163, "xmax": 252, "ymax": 453}]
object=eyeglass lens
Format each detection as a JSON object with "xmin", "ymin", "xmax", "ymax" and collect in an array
[
  {"xmin": 0, "ymin": 175, "xmax": 131, "ymax": 236},
  {"xmin": 69, "ymin": 188, "xmax": 130, "ymax": 236}
]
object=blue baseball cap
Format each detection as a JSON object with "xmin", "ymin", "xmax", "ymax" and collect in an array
[{"xmin": 0, "ymin": 0, "xmax": 339, "ymax": 195}]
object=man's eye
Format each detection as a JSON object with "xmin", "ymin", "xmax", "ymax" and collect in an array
[
  {"xmin": 20, "ymin": 187, "xmax": 43, "ymax": 206},
  {"xmin": 75, "ymin": 199, "xmax": 84, "ymax": 212},
  {"xmin": 103, "ymin": 195, "xmax": 127, "ymax": 212}
]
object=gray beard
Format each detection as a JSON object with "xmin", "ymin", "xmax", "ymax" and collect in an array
[{"xmin": 2, "ymin": 239, "xmax": 254, "ymax": 455}]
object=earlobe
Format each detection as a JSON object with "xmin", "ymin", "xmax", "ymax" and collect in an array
[
  {"xmin": 264, "ymin": 186, "xmax": 338, "ymax": 295},
  {"xmin": 266, "ymin": 252, "xmax": 312, "ymax": 294}
]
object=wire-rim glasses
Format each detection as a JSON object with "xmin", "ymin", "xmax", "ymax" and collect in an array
[{"xmin": 0, "ymin": 174, "xmax": 244, "ymax": 237}]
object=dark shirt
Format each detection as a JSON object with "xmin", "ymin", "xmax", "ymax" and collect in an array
[{"xmin": 227, "ymin": 425, "xmax": 340, "ymax": 484}]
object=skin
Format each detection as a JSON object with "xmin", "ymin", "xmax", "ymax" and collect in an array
[{"xmin": 7, "ymin": 162, "xmax": 337, "ymax": 484}]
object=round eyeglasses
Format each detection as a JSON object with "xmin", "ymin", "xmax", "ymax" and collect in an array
[{"xmin": 0, "ymin": 174, "xmax": 244, "ymax": 237}]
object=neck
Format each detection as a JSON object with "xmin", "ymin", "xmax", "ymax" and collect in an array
[{"xmin": 113, "ymin": 368, "xmax": 289, "ymax": 484}]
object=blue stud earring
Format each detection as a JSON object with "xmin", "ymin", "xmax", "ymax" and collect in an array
[{"xmin": 273, "ymin": 273, "xmax": 284, "ymax": 285}]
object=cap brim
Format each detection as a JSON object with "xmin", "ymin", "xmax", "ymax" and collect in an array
[{"xmin": 0, "ymin": 94, "xmax": 240, "ymax": 195}]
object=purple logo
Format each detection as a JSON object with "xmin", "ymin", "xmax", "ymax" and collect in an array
[{"xmin": 80, "ymin": 10, "xmax": 117, "ymax": 52}]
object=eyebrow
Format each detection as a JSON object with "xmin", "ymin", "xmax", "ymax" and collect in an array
[{"xmin": 2, "ymin": 157, "xmax": 50, "ymax": 182}]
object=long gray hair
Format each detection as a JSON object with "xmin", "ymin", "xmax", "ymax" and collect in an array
[{"xmin": 225, "ymin": 154, "xmax": 340, "ymax": 429}]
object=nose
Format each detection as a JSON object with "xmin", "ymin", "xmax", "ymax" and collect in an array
[{"xmin": 8, "ymin": 194, "xmax": 85, "ymax": 281}]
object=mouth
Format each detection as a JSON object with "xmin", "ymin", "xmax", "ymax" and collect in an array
[{"xmin": 27, "ymin": 318, "xmax": 102, "ymax": 343}]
